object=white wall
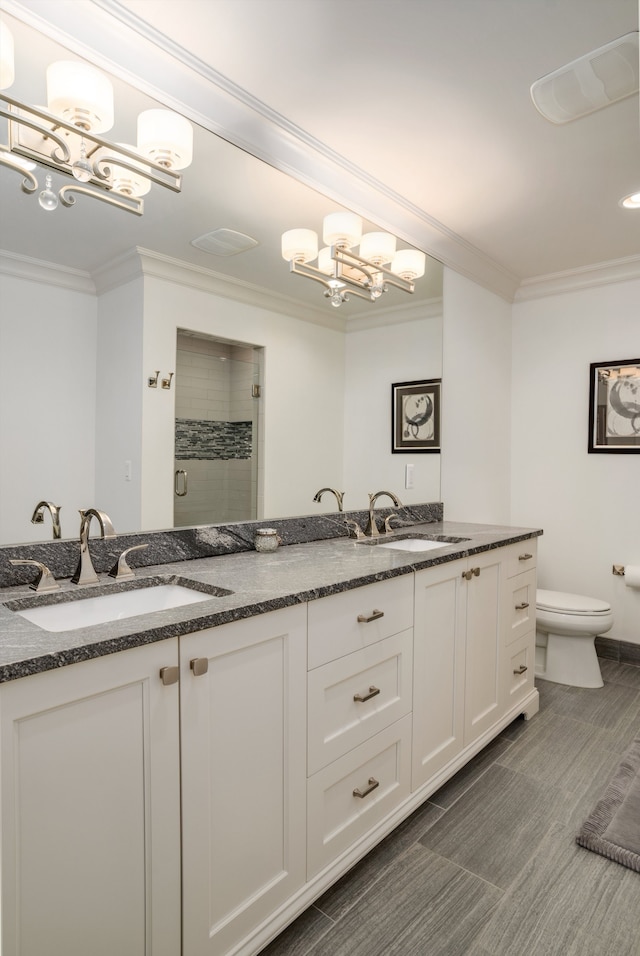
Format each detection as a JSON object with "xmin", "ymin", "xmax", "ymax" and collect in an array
[
  {"xmin": 441, "ymin": 268, "xmax": 513, "ymax": 524},
  {"xmin": 0, "ymin": 273, "xmax": 97, "ymax": 544},
  {"xmin": 95, "ymin": 278, "xmax": 144, "ymax": 534},
  {"xmin": 343, "ymin": 312, "xmax": 442, "ymax": 511},
  {"xmin": 141, "ymin": 273, "xmax": 346, "ymax": 526},
  {"xmin": 511, "ymin": 278, "xmax": 640, "ymax": 646}
]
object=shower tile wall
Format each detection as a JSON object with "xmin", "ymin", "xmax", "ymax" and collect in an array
[{"xmin": 174, "ymin": 335, "xmax": 259, "ymax": 526}]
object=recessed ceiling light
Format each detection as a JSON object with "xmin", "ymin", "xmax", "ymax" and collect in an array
[
  {"xmin": 620, "ymin": 192, "xmax": 640, "ymax": 210},
  {"xmin": 190, "ymin": 228, "xmax": 259, "ymax": 256}
]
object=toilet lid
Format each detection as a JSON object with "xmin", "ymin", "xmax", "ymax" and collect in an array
[{"xmin": 536, "ymin": 588, "xmax": 611, "ymax": 615}]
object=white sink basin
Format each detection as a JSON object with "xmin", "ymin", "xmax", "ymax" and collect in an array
[
  {"xmin": 15, "ymin": 584, "xmax": 214, "ymax": 632},
  {"xmin": 377, "ymin": 538, "xmax": 453, "ymax": 552}
]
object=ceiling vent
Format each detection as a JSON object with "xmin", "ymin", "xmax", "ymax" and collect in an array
[
  {"xmin": 190, "ymin": 229, "xmax": 259, "ymax": 256},
  {"xmin": 530, "ymin": 31, "xmax": 639, "ymax": 124}
]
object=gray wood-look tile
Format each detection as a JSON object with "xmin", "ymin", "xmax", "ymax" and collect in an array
[
  {"xmin": 468, "ymin": 821, "xmax": 640, "ymax": 956},
  {"xmin": 429, "ymin": 734, "xmax": 513, "ymax": 808},
  {"xmin": 259, "ymin": 663, "xmax": 640, "ymax": 956},
  {"xmin": 309, "ymin": 843, "xmax": 502, "ymax": 956},
  {"xmin": 420, "ymin": 764, "xmax": 566, "ymax": 888},
  {"xmin": 496, "ymin": 710, "xmax": 624, "ymax": 795},
  {"xmin": 315, "ymin": 801, "xmax": 445, "ymax": 922}
]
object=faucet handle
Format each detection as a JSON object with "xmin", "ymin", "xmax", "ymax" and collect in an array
[
  {"xmin": 383, "ymin": 514, "xmax": 402, "ymax": 535},
  {"xmin": 9, "ymin": 559, "xmax": 60, "ymax": 593},
  {"xmin": 345, "ymin": 519, "xmax": 365, "ymax": 540},
  {"xmin": 108, "ymin": 544, "xmax": 149, "ymax": 581}
]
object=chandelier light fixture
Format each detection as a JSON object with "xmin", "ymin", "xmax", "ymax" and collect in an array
[
  {"xmin": 0, "ymin": 19, "xmax": 192, "ymax": 215},
  {"xmin": 281, "ymin": 211, "xmax": 426, "ymax": 307}
]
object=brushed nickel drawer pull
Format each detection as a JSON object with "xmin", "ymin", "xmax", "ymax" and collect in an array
[
  {"xmin": 190, "ymin": 657, "xmax": 209, "ymax": 677},
  {"xmin": 353, "ymin": 777, "xmax": 379, "ymax": 799},
  {"xmin": 353, "ymin": 685, "xmax": 381, "ymax": 703},
  {"xmin": 159, "ymin": 666, "xmax": 179, "ymax": 686},
  {"xmin": 357, "ymin": 609, "xmax": 384, "ymax": 623},
  {"xmin": 515, "ymin": 602, "xmax": 530, "ymax": 610},
  {"xmin": 519, "ymin": 553, "xmax": 533, "ymax": 561},
  {"xmin": 513, "ymin": 664, "xmax": 528, "ymax": 675}
]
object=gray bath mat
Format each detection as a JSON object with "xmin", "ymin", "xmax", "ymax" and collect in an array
[{"xmin": 576, "ymin": 733, "xmax": 640, "ymax": 873}]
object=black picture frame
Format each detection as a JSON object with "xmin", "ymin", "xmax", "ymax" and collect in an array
[
  {"xmin": 392, "ymin": 379, "xmax": 441, "ymax": 453},
  {"xmin": 588, "ymin": 358, "xmax": 640, "ymax": 453}
]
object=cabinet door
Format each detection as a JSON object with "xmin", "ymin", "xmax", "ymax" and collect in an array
[
  {"xmin": 180, "ymin": 605, "xmax": 307, "ymax": 956},
  {"xmin": 412, "ymin": 559, "xmax": 466, "ymax": 790},
  {"xmin": 463, "ymin": 549, "xmax": 503, "ymax": 743},
  {"xmin": 0, "ymin": 641, "xmax": 181, "ymax": 956}
]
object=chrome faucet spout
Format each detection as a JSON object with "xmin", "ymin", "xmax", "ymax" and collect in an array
[
  {"xmin": 313, "ymin": 487, "xmax": 345, "ymax": 512},
  {"xmin": 71, "ymin": 508, "xmax": 116, "ymax": 585},
  {"xmin": 365, "ymin": 491, "xmax": 403, "ymax": 537},
  {"xmin": 31, "ymin": 500, "xmax": 62, "ymax": 539}
]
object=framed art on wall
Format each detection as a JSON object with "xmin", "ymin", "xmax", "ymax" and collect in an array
[
  {"xmin": 392, "ymin": 379, "xmax": 441, "ymax": 453},
  {"xmin": 588, "ymin": 358, "xmax": 640, "ymax": 453}
]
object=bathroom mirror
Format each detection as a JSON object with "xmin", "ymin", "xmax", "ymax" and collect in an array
[{"xmin": 0, "ymin": 12, "xmax": 443, "ymax": 546}]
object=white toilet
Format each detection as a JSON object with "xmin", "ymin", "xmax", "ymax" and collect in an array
[{"xmin": 535, "ymin": 588, "xmax": 613, "ymax": 688}]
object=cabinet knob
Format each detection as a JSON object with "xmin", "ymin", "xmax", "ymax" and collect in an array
[
  {"xmin": 353, "ymin": 685, "xmax": 381, "ymax": 703},
  {"xmin": 357, "ymin": 609, "xmax": 384, "ymax": 624},
  {"xmin": 159, "ymin": 665, "xmax": 179, "ymax": 686},
  {"xmin": 515, "ymin": 602, "xmax": 530, "ymax": 610},
  {"xmin": 462, "ymin": 570, "xmax": 473, "ymax": 581},
  {"xmin": 190, "ymin": 657, "xmax": 209, "ymax": 677},
  {"xmin": 518, "ymin": 553, "xmax": 533, "ymax": 561},
  {"xmin": 472, "ymin": 566, "xmax": 481, "ymax": 577},
  {"xmin": 513, "ymin": 665, "xmax": 528, "ymax": 675},
  {"xmin": 353, "ymin": 777, "xmax": 379, "ymax": 799}
]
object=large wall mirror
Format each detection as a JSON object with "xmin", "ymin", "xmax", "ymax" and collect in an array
[{"xmin": 0, "ymin": 11, "xmax": 443, "ymax": 547}]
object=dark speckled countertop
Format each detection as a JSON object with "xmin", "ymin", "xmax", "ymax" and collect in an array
[{"xmin": 0, "ymin": 520, "xmax": 542, "ymax": 683}]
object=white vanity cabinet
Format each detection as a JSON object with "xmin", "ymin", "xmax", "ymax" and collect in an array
[
  {"xmin": 0, "ymin": 640, "xmax": 182, "ymax": 956},
  {"xmin": 179, "ymin": 605, "xmax": 308, "ymax": 956},
  {"xmin": 306, "ymin": 576, "xmax": 414, "ymax": 877}
]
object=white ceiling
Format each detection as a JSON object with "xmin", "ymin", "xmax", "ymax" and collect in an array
[{"xmin": 1, "ymin": 0, "xmax": 638, "ymax": 310}]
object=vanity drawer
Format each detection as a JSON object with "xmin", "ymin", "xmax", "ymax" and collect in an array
[
  {"xmin": 308, "ymin": 630, "xmax": 413, "ymax": 774},
  {"xmin": 308, "ymin": 575, "xmax": 414, "ymax": 669},
  {"xmin": 503, "ymin": 632, "xmax": 535, "ymax": 706},
  {"xmin": 504, "ymin": 569, "xmax": 537, "ymax": 645},
  {"xmin": 307, "ymin": 715, "xmax": 412, "ymax": 878},
  {"xmin": 505, "ymin": 540, "xmax": 537, "ymax": 578}
]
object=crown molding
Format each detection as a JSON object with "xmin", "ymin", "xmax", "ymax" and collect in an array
[
  {"xmin": 2, "ymin": 0, "xmax": 521, "ymax": 303},
  {"xmin": 0, "ymin": 248, "xmax": 95, "ymax": 294},
  {"xmin": 345, "ymin": 297, "xmax": 443, "ymax": 333},
  {"xmin": 514, "ymin": 254, "xmax": 640, "ymax": 301},
  {"xmin": 93, "ymin": 247, "xmax": 346, "ymax": 331}
]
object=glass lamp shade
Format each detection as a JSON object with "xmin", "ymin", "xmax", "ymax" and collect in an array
[
  {"xmin": 359, "ymin": 231, "xmax": 396, "ymax": 264},
  {"xmin": 392, "ymin": 248, "xmax": 426, "ymax": 280},
  {"xmin": 99, "ymin": 144, "xmax": 152, "ymax": 197},
  {"xmin": 0, "ymin": 21, "xmax": 15, "ymax": 90},
  {"xmin": 317, "ymin": 247, "xmax": 336, "ymax": 275},
  {"xmin": 137, "ymin": 109, "xmax": 193, "ymax": 170},
  {"xmin": 281, "ymin": 229, "xmax": 318, "ymax": 263},
  {"xmin": 47, "ymin": 61, "xmax": 114, "ymax": 133},
  {"xmin": 323, "ymin": 212, "xmax": 362, "ymax": 249}
]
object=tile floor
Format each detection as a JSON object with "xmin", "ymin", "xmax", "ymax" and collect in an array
[{"xmin": 259, "ymin": 660, "xmax": 640, "ymax": 956}]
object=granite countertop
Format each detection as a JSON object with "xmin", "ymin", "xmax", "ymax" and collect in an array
[{"xmin": 0, "ymin": 520, "xmax": 542, "ymax": 683}]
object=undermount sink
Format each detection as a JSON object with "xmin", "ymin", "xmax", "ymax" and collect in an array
[
  {"xmin": 12, "ymin": 581, "xmax": 226, "ymax": 633},
  {"xmin": 377, "ymin": 538, "xmax": 454, "ymax": 552}
]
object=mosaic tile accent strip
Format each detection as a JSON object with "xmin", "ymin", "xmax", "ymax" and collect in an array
[{"xmin": 175, "ymin": 418, "xmax": 252, "ymax": 460}]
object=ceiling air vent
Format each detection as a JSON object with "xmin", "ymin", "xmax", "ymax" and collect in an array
[
  {"xmin": 190, "ymin": 229, "xmax": 259, "ymax": 256},
  {"xmin": 530, "ymin": 31, "xmax": 639, "ymax": 124}
]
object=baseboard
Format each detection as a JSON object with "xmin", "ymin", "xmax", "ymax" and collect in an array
[{"xmin": 595, "ymin": 636, "xmax": 640, "ymax": 667}]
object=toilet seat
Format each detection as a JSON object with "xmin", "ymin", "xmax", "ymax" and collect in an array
[{"xmin": 536, "ymin": 589, "xmax": 611, "ymax": 616}]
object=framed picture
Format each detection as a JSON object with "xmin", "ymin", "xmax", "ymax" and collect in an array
[
  {"xmin": 392, "ymin": 379, "xmax": 441, "ymax": 453},
  {"xmin": 588, "ymin": 359, "xmax": 640, "ymax": 453}
]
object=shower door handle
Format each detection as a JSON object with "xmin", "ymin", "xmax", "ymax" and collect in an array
[{"xmin": 175, "ymin": 469, "xmax": 188, "ymax": 497}]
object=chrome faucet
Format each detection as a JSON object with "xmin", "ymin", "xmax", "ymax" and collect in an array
[
  {"xmin": 31, "ymin": 500, "xmax": 62, "ymax": 539},
  {"xmin": 365, "ymin": 491, "xmax": 402, "ymax": 537},
  {"xmin": 313, "ymin": 487, "xmax": 345, "ymax": 512},
  {"xmin": 71, "ymin": 508, "xmax": 116, "ymax": 585}
]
